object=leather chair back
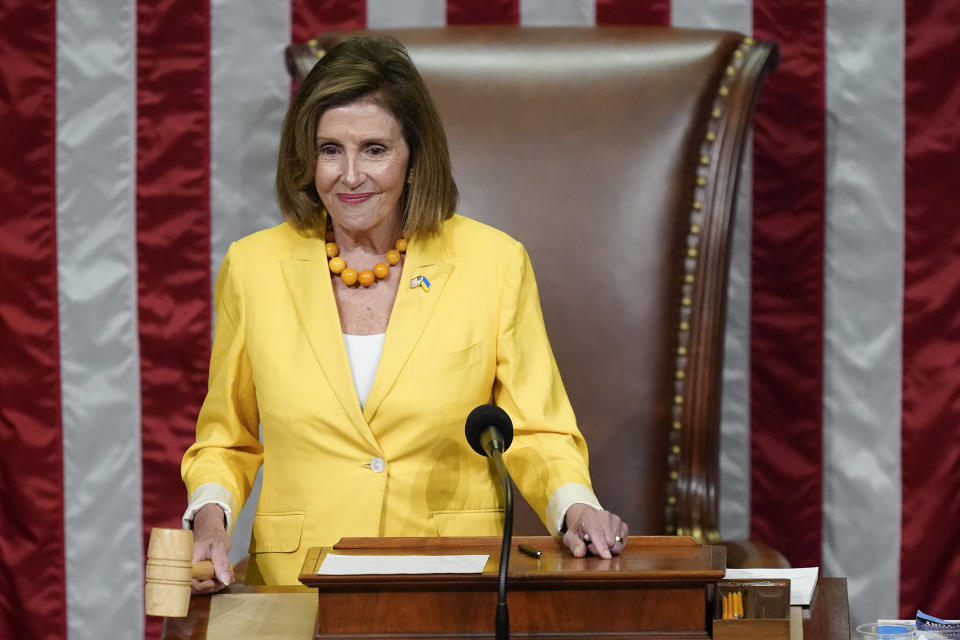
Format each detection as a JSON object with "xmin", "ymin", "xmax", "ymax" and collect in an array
[{"xmin": 288, "ymin": 27, "xmax": 777, "ymax": 540}]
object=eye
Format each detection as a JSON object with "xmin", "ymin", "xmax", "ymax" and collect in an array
[
  {"xmin": 317, "ymin": 143, "xmax": 339, "ymax": 157},
  {"xmin": 365, "ymin": 144, "xmax": 387, "ymax": 157}
]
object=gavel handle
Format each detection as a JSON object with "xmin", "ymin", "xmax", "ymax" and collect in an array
[{"xmin": 192, "ymin": 560, "xmax": 216, "ymax": 581}]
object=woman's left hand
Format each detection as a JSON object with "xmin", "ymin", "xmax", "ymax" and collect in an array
[{"xmin": 562, "ymin": 503, "xmax": 629, "ymax": 559}]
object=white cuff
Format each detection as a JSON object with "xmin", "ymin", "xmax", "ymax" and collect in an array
[
  {"xmin": 546, "ymin": 482, "xmax": 603, "ymax": 536},
  {"xmin": 182, "ymin": 483, "xmax": 237, "ymax": 534}
]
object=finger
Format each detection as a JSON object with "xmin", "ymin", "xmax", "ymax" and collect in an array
[
  {"xmin": 211, "ymin": 544, "xmax": 234, "ymax": 585},
  {"xmin": 589, "ymin": 532, "xmax": 612, "ymax": 559},
  {"xmin": 602, "ymin": 515, "xmax": 623, "ymax": 547},
  {"xmin": 580, "ymin": 518, "xmax": 612, "ymax": 559},
  {"xmin": 598, "ymin": 516, "xmax": 618, "ymax": 549},
  {"xmin": 563, "ymin": 530, "xmax": 587, "ymax": 557},
  {"xmin": 588, "ymin": 515, "xmax": 615, "ymax": 559},
  {"xmin": 192, "ymin": 542, "xmax": 206, "ymax": 564},
  {"xmin": 191, "ymin": 578, "xmax": 221, "ymax": 595},
  {"xmin": 610, "ymin": 522, "xmax": 629, "ymax": 554}
]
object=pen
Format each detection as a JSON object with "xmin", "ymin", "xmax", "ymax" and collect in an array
[{"xmin": 518, "ymin": 544, "xmax": 542, "ymax": 559}]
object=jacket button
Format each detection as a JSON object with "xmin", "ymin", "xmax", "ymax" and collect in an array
[{"xmin": 370, "ymin": 457, "xmax": 386, "ymax": 473}]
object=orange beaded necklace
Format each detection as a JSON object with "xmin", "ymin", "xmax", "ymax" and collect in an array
[{"xmin": 325, "ymin": 230, "xmax": 407, "ymax": 287}]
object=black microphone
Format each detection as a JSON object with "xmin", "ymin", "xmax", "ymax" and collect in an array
[
  {"xmin": 465, "ymin": 404, "xmax": 514, "ymax": 457},
  {"xmin": 464, "ymin": 404, "xmax": 514, "ymax": 640}
]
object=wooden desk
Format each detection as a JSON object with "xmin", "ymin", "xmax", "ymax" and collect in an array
[
  {"xmin": 163, "ymin": 577, "xmax": 849, "ymax": 639},
  {"xmin": 300, "ymin": 536, "xmax": 724, "ymax": 637}
]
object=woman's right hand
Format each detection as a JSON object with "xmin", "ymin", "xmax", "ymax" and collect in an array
[{"xmin": 191, "ymin": 503, "xmax": 234, "ymax": 594}]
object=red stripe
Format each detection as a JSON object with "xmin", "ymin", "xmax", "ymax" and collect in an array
[
  {"xmin": 0, "ymin": 2, "xmax": 66, "ymax": 639},
  {"xmin": 596, "ymin": 0, "xmax": 670, "ymax": 25},
  {"xmin": 447, "ymin": 0, "xmax": 519, "ymax": 24},
  {"xmin": 901, "ymin": 0, "xmax": 960, "ymax": 619},
  {"xmin": 749, "ymin": 3, "xmax": 826, "ymax": 568},
  {"xmin": 136, "ymin": 2, "xmax": 212, "ymax": 636},
  {"xmin": 292, "ymin": 0, "xmax": 366, "ymax": 44}
]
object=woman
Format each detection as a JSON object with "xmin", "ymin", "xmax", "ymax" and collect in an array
[{"xmin": 183, "ymin": 36, "xmax": 628, "ymax": 594}]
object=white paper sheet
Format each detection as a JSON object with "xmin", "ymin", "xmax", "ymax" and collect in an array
[
  {"xmin": 317, "ymin": 553, "xmax": 489, "ymax": 575},
  {"xmin": 723, "ymin": 567, "xmax": 820, "ymax": 606}
]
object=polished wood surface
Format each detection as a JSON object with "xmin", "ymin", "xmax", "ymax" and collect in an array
[
  {"xmin": 162, "ymin": 578, "xmax": 849, "ymax": 640},
  {"xmin": 301, "ymin": 536, "xmax": 725, "ymax": 589},
  {"xmin": 299, "ymin": 536, "xmax": 721, "ymax": 638}
]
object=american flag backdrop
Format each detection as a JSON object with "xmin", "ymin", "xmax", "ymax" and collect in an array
[{"xmin": 1, "ymin": 0, "xmax": 958, "ymax": 638}]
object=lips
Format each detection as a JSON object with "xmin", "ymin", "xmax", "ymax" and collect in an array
[{"xmin": 336, "ymin": 193, "xmax": 374, "ymax": 205}]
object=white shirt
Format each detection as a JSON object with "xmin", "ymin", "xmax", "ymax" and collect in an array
[{"xmin": 342, "ymin": 333, "xmax": 386, "ymax": 407}]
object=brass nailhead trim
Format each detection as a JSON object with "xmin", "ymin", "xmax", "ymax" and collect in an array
[{"xmin": 668, "ymin": 36, "xmax": 754, "ymax": 534}]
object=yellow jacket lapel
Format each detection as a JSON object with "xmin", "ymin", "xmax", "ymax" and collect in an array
[
  {"xmin": 363, "ymin": 235, "xmax": 453, "ymax": 422},
  {"xmin": 279, "ymin": 239, "xmax": 378, "ymax": 450}
]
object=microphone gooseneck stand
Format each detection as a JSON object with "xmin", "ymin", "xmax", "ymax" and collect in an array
[
  {"xmin": 488, "ymin": 440, "xmax": 512, "ymax": 640},
  {"xmin": 465, "ymin": 404, "xmax": 515, "ymax": 640}
]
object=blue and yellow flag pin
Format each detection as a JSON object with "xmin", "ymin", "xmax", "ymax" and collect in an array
[{"xmin": 410, "ymin": 275, "xmax": 431, "ymax": 292}]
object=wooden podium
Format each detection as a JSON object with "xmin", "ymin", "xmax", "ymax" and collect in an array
[
  {"xmin": 298, "ymin": 535, "xmax": 724, "ymax": 639},
  {"xmin": 162, "ymin": 536, "xmax": 852, "ymax": 640}
]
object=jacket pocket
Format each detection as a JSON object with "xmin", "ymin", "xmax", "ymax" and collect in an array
[
  {"xmin": 248, "ymin": 511, "xmax": 305, "ymax": 554},
  {"xmin": 433, "ymin": 508, "xmax": 504, "ymax": 537},
  {"xmin": 411, "ymin": 342, "xmax": 481, "ymax": 377}
]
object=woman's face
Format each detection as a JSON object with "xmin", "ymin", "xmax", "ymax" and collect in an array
[{"xmin": 314, "ymin": 98, "xmax": 410, "ymax": 237}]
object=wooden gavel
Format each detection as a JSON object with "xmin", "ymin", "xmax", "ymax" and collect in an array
[{"xmin": 144, "ymin": 528, "xmax": 217, "ymax": 617}]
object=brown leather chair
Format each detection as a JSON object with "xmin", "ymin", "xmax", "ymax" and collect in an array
[{"xmin": 287, "ymin": 26, "xmax": 784, "ymax": 567}]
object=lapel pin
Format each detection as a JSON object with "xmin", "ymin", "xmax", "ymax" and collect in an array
[{"xmin": 410, "ymin": 275, "xmax": 431, "ymax": 292}]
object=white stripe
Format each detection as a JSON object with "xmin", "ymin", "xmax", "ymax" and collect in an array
[
  {"xmin": 210, "ymin": 0, "xmax": 291, "ymax": 565},
  {"xmin": 521, "ymin": 0, "xmax": 594, "ymax": 26},
  {"xmin": 57, "ymin": 1, "xmax": 142, "ymax": 638},
  {"xmin": 671, "ymin": 0, "xmax": 753, "ymax": 542},
  {"xmin": 822, "ymin": 0, "xmax": 904, "ymax": 628},
  {"xmin": 368, "ymin": 0, "xmax": 446, "ymax": 28},
  {"xmin": 671, "ymin": 0, "xmax": 751, "ymax": 30},
  {"xmin": 717, "ymin": 132, "xmax": 752, "ymax": 542}
]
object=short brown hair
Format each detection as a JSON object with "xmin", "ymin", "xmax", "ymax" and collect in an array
[{"xmin": 276, "ymin": 36, "xmax": 458, "ymax": 236}]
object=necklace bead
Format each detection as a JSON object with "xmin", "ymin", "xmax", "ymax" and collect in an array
[{"xmin": 326, "ymin": 235, "xmax": 406, "ymax": 287}]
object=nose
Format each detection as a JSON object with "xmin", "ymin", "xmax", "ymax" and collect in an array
[{"xmin": 341, "ymin": 154, "xmax": 365, "ymax": 189}]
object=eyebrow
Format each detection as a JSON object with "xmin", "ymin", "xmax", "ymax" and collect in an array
[{"xmin": 315, "ymin": 136, "xmax": 394, "ymax": 146}]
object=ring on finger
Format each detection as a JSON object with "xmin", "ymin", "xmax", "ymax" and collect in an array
[{"xmin": 615, "ymin": 535, "xmax": 624, "ymax": 544}]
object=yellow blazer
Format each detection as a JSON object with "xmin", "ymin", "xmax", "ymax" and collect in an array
[{"xmin": 182, "ymin": 215, "xmax": 594, "ymax": 584}]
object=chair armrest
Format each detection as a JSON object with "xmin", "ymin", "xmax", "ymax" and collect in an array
[{"xmin": 719, "ymin": 539, "xmax": 791, "ymax": 568}]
